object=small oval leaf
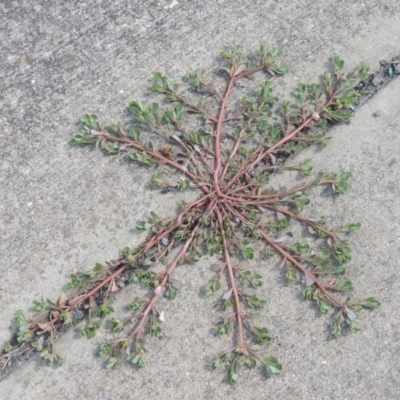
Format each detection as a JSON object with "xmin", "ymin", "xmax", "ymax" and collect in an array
[
  {"xmin": 234, "ymin": 64, "xmax": 247, "ymax": 76},
  {"xmin": 274, "ymin": 236, "xmax": 289, "ymax": 243},
  {"xmin": 276, "ymin": 212, "xmax": 286, "ymax": 221},
  {"xmin": 210, "ymin": 263, "xmax": 225, "ymax": 272},
  {"xmin": 222, "ymin": 288, "xmax": 233, "ymax": 301},
  {"xmin": 305, "ymin": 274, "xmax": 315, "ymax": 287},
  {"xmin": 345, "ymin": 307, "xmax": 357, "ymax": 321},
  {"xmin": 242, "ymin": 287, "xmax": 257, "ymax": 296}
]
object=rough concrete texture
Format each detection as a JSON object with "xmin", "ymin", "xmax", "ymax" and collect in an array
[{"xmin": 1, "ymin": 0, "xmax": 400, "ymax": 398}]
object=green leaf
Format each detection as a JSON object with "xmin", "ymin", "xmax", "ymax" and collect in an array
[
  {"xmin": 80, "ymin": 114, "xmax": 99, "ymax": 129},
  {"xmin": 341, "ymin": 223, "xmax": 361, "ymax": 233},
  {"xmin": 32, "ymin": 299, "xmax": 46, "ymax": 313},
  {"xmin": 80, "ymin": 321, "xmax": 101, "ymax": 339},
  {"xmin": 361, "ymin": 297, "xmax": 380, "ymax": 309},
  {"xmin": 332, "ymin": 280, "xmax": 354, "ymax": 292},
  {"xmin": 94, "ymin": 304, "xmax": 114, "ymax": 318},
  {"xmin": 40, "ymin": 346, "xmax": 63, "ymax": 367},
  {"xmin": 353, "ymin": 61, "xmax": 370, "ymax": 80},
  {"xmin": 128, "ymin": 299, "xmax": 145, "ymax": 311},
  {"xmin": 332, "ymin": 55, "xmax": 345, "ymax": 70},
  {"xmin": 290, "ymin": 243, "xmax": 310, "ymax": 255},
  {"xmin": 254, "ymin": 327, "xmax": 271, "ymax": 343},
  {"xmin": 300, "ymin": 158, "xmax": 313, "ymax": 176},
  {"xmin": 285, "ymin": 266, "xmax": 298, "ymax": 284},
  {"xmin": 324, "ymin": 71, "xmax": 334, "ymax": 92},
  {"xmin": 106, "ymin": 357, "xmax": 118, "ymax": 369},
  {"xmin": 71, "ymin": 134, "xmax": 94, "ymax": 146},
  {"xmin": 128, "ymin": 126, "xmax": 140, "ymax": 141},
  {"xmin": 317, "ymin": 298, "xmax": 331, "ymax": 315},
  {"xmin": 133, "ymin": 271, "xmax": 157, "ymax": 288},
  {"xmin": 332, "ymin": 322, "xmax": 342, "ymax": 338},
  {"xmin": 99, "ymin": 344, "xmax": 111, "ymax": 357},
  {"xmin": 227, "ymin": 370, "xmax": 239, "ymax": 384},
  {"xmin": 102, "ymin": 140, "xmax": 120, "ymax": 155},
  {"xmin": 109, "ymin": 318, "xmax": 123, "ymax": 332},
  {"xmin": 148, "ymin": 325, "xmax": 162, "ymax": 337},
  {"xmin": 242, "ymin": 247, "xmax": 255, "ymax": 260},
  {"xmin": 136, "ymin": 221, "xmax": 151, "ymax": 231},
  {"xmin": 303, "ymin": 288, "xmax": 315, "ymax": 301},
  {"xmin": 131, "ymin": 354, "xmax": 146, "ymax": 368},
  {"xmin": 211, "ymin": 356, "xmax": 223, "ymax": 370},
  {"xmin": 12, "ymin": 310, "xmax": 26, "ymax": 326},
  {"xmin": 245, "ymin": 357, "xmax": 255, "ymax": 368},
  {"xmin": 272, "ymin": 65, "xmax": 289, "ymax": 75},
  {"xmin": 93, "ymin": 263, "xmax": 103, "ymax": 272},
  {"xmin": 264, "ymin": 357, "xmax": 282, "ymax": 377},
  {"xmin": 128, "ymin": 151, "xmax": 158, "ymax": 167},
  {"xmin": 215, "ymin": 318, "xmax": 233, "ymax": 335},
  {"xmin": 243, "ymin": 294, "xmax": 266, "ymax": 309},
  {"xmin": 334, "ymin": 264, "xmax": 346, "ymax": 275},
  {"xmin": 108, "ymin": 123, "xmax": 120, "ymax": 134},
  {"xmin": 349, "ymin": 320, "xmax": 361, "ymax": 332}
]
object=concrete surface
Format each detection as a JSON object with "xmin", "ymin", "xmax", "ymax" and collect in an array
[{"xmin": 1, "ymin": 0, "xmax": 400, "ymax": 399}]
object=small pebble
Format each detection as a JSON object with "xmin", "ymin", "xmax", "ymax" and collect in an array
[
  {"xmin": 272, "ymin": 319, "xmax": 282, "ymax": 328},
  {"xmin": 394, "ymin": 63, "xmax": 400, "ymax": 74},
  {"xmin": 72, "ymin": 308, "xmax": 85, "ymax": 320},
  {"xmin": 372, "ymin": 75, "xmax": 384, "ymax": 87}
]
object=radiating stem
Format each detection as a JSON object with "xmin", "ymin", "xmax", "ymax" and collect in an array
[
  {"xmin": 69, "ymin": 263, "xmax": 129, "ymax": 306},
  {"xmin": 215, "ymin": 207, "xmax": 245, "ymax": 349},
  {"xmin": 125, "ymin": 223, "xmax": 200, "ymax": 342},
  {"xmin": 259, "ymin": 204, "xmax": 335, "ymax": 238},
  {"xmin": 213, "ymin": 73, "xmax": 236, "ymax": 193},
  {"xmin": 259, "ymin": 230, "xmax": 345, "ymax": 308},
  {"xmin": 100, "ymin": 132, "xmax": 209, "ymax": 194}
]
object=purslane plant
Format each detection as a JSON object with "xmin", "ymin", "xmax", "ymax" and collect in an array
[{"xmin": 1, "ymin": 45, "xmax": 380, "ymax": 383}]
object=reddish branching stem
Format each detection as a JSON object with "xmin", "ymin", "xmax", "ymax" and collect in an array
[
  {"xmin": 124, "ymin": 223, "xmax": 200, "ymax": 343},
  {"xmin": 259, "ymin": 230, "xmax": 345, "ymax": 308},
  {"xmin": 216, "ymin": 207, "xmax": 245, "ymax": 349}
]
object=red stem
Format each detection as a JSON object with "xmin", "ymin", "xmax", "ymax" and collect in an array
[
  {"xmin": 69, "ymin": 263, "xmax": 129, "ymax": 306},
  {"xmin": 225, "ymin": 116, "xmax": 316, "ymax": 189},
  {"xmin": 219, "ymin": 134, "xmax": 242, "ymax": 183},
  {"xmin": 215, "ymin": 206, "xmax": 245, "ymax": 349},
  {"xmin": 260, "ymin": 204, "xmax": 335, "ymax": 238},
  {"xmin": 259, "ymin": 230, "xmax": 345, "ymax": 308},
  {"xmin": 213, "ymin": 74, "xmax": 236, "ymax": 193},
  {"xmin": 126, "ymin": 224, "xmax": 200, "ymax": 341},
  {"xmin": 221, "ymin": 205, "xmax": 345, "ymax": 308},
  {"xmin": 101, "ymin": 133, "xmax": 209, "ymax": 195},
  {"xmin": 144, "ymin": 193, "xmax": 211, "ymax": 252}
]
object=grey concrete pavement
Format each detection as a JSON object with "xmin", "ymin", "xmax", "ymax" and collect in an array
[{"xmin": 1, "ymin": 1, "xmax": 400, "ymax": 398}]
